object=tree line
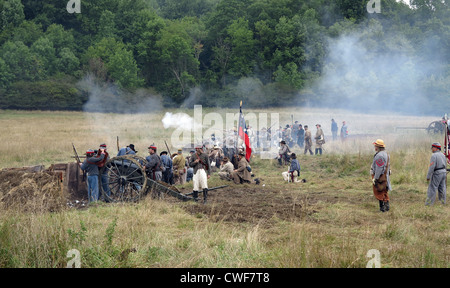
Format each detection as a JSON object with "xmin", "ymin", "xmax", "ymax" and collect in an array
[{"xmin": 0, "ymin": 0, "xmax": 449, "ymax": 113}]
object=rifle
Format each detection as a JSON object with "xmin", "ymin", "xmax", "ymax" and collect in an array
[
  {"xmin": 184, "ymin": 185, "xmax": 228, "ymax": 196},
  {"xmin": 164, "ymin": 140, "xmax": 172, "ymax": 157},
  {"xmin": 116, "ymin": 136, "xmax": 120, "ymax": 152},
  {"xmin": 72, "ymin": 143, "xmax": 86, "ymax": 182}
]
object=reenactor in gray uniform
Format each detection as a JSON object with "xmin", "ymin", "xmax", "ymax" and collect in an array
[
  {"xmin": 117, "ymin": 144, "xmax": 137, "ymax": 156},
  {"xmin": 278, "ymin": 140, "xmax": 290, "ymax": 165},
  {"xmin": 218, "ymin": 157, "xmax": 234, "ymax": 181},
  {"xmin": 426, "ymin": 142, "xmax": 447, "ymax": 206},
  {"xmin": 371, "ymin": 139, "xmax": 391, "ymax": 212},
  {"xmin": 145, "ymin": 145, "xmax": 163, "ymax": 181}
]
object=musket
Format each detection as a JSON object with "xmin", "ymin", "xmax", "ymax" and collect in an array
[
  {"xmin": 164, "ymin": 140, "xmax": 172, "ymax": 156},
  {"xmin": 72, "ymin": 143, "xmax": 86, "ymax": 182},
  {"xmin": 116, "ymin": 136, "xmax": 120, "ymax": 152},
  {"xmin": 184, "ymin": 185, "xmax": 228, "ymax": 196}
]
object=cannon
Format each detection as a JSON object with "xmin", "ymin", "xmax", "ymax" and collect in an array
[
  {"xmin": 99, "ymin": 154, "xmax": 189, "ymax": 202},
  {"xmin": 100, "ymin": 155, "xmax": 149, "ymax": 202},
  {"xmin": 426, "ymin": 120, "xmax": 446, "ymax": 134},
  {"xmin": 99, "ymin": 155, "xmax": 227, "ymax": 203},
  {"xmin": 396, "ymin": 119, "xmax": 447, "ymax": 134}
]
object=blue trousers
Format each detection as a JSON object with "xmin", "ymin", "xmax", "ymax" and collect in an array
[
  {"xmin": 87, "ymin": 175, "xmax": 99, "ymax": 202},
  {"xmin": 101, "ymin": 173, "xmax": 110, "ymax": 197}
]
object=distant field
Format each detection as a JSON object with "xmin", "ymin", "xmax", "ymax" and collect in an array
[
  {"xmin": 0, "ymin": 108, "xmax": 439, "ymax": 168},
  {"xmin": 0, "ymin": 108, "xmax": 448, "ymax": 268}
]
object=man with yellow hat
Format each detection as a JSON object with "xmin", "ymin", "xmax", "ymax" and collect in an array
[
  {"xmin": 426, "ymin": 142, "xmax": 447, "ymax": 206},
  {"xmin": 370, "ymin": 139, "xmax": 391, "ymax": 212}
]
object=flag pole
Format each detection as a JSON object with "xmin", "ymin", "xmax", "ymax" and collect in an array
[{"xmin": 236, "ymin": 101, "xmax": 242, "ymax": 152}]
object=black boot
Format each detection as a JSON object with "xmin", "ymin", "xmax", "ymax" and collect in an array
[
  {"xmin": 384, "ymin": 201, "xmax": 390, "ymax": 212},
  {"xmin": 193, "ymin": 191, "xmax": 198, "ymax": 202},
  {"xmin": 203, "ymin": 188, "xmax": 208, "ymax": 204},
  {"xmin": 379, "ymin": 200, "xmax": 386, "ymax": 212}
]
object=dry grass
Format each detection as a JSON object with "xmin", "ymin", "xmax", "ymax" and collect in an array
[{"xmin": 0, "ymin": 108, "xmax": 448, "ymax": 268}]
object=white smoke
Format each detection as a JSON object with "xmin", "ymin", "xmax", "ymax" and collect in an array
[
  {"xmin": 161, "ymin": 112, "xmax": 198, "ymax": 130},
  {"xmin": 308, "ymin": 18, "xmax": 446, "ymax": 115},
  {"xmin": 78, "ymin": 74, "xmax": 163, "ymax": 114}
]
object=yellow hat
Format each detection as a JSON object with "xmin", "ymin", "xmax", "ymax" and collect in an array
[{"xmin": 373, "ymin": 139, "xmax": 385, "ymax": 148}]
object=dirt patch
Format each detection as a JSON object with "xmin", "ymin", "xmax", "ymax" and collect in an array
[
  {"xmin": 177, "ymin": 184, "xmax": 320, "ymax": 225},
  {"xmin": 0, "ymin": 171, "xmax": 66, "ymax": 213},
  {"xmin": 0, "ymin": 168, "xmax": 328, "ymax": 224}
]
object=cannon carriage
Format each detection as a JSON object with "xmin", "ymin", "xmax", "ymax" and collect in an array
[
  {"xmin": 426, "ymin": 120, "xmax": 447, "ymax": 134},
  {"xmin": 100, "ymin": 155, "xmax": 193, "ymax": 203}
]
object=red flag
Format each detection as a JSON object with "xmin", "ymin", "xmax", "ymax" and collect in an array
[{"xmin": 238, "ymin": 105, "xmax": 252, "ymax": 162}]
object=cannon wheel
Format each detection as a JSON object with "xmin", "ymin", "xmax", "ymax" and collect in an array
[
  {"xmin": 427, "ymin": 121, "xmax": 445, "ymax": 134},
  {"xmin": 101, "ymin": 155, "xmax": 148, "ymax": 202}
]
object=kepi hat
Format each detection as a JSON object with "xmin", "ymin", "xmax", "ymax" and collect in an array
[{"xmin": 432, "ymin": 142, "xmax": 441, "ymax": 149}]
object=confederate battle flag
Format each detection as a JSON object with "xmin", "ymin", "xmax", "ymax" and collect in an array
[{"xmin": 238, "ymin": 102, "xmax": 252, "ymax": 162}]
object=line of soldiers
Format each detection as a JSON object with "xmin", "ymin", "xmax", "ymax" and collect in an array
[
  {"xmin": 276, "ymin": 124, "xmax": 325, "ymax": 160},
  {"xmin": 205, "ymin": 119, "xmax": 345, "ymax": 158},
  {"xmin": 113, "ymin": 142, "xmax": 259, "ymax": 204},
  {"xmin": 77, "ymin": 137, "xmax": 446, "ymax": 211}
]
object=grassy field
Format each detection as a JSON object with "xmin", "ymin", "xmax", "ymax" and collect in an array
[{"xmin": 0, "ymin": 108, "xmax": 448, "ymax": 268}]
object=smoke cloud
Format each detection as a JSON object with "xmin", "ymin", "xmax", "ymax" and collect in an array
[
  {"xmin": 162, "ymin": 112, "xmax": 198, "ymax": 130},
  {"xmin": 77, "ymin": 74, "xmax": 163, "ymax": 114},
  {"xmin": 307, "ymin": 18, "xmax": 447, "ymax": 116}
]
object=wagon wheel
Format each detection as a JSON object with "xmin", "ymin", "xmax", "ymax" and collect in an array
[
  {"xmin": 101, "ymin": 155, "xmax": 148, "ymax": 202},
  {"xmin": 427, "ymin": 121, "xmax": 445, "ymax": 134}
]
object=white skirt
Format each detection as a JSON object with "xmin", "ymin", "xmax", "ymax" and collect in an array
[{"xmin": 193, "ymin": 169, "xmax": 208, "ymax": 191}]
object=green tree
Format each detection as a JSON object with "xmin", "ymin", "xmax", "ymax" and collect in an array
[
  {"xmin": 108, "ymin": 48, "xmax": 143, "ymax": 88},
  {"xmin": 156, "ymin": 21, "xmax": 200, "ymax": 101},
  {"xmin": 274, "ymin": 62, "xmax": 303, "ymax": 89},
  {"xmin": 335, "ymin": 0, "xmax": 368, "ymax": 22},
  {"xmin": 30, "ymin": 36, "xmax": 57, "ymax": 76},
  {"xmin": 58, "ymin": 47, "xmax": 80, "ymax": 76},
  {"xmin": 156, "ymin": 0, "xmax": 216, "ymax": 19},
  {"xmin": 226, "ymin": 17, "xmax": 256, "ymax": 78},
  {"xmin": 211, "ymin": 38, "xmax": 232, "ymax": 86},
  {"xmin": 206, "ymin": 0, "xmax": 250, "ymax": 40},
  {"xmin": 0, "ymin": 0, "xmax": 25, "ymax": 29},
  {"xmin": 8, "ymin": 20, "xmax": 44, "ymax": 46},
  {"xmin": 0, "ymin": 40, "xmax": 45, "ymax": 81},
  {"xmin": 301, "ymin": 8, "xmax": 325, "ymax": 74},
  {"xmin": 272, "ymin": 15, "xmax": 306, "ymax": 76},
  {"xmin": 132, "ymin": 9, "xmax": 166, "ymax": 86},
  {"xmin": 45, "ymin": 24, "xmax": 76, "ymax": 54},
  {"xmin": 84, "ymin": 38, "xmax": 143, "ymax": 89},
  {"xmin": 97, "ymin": 10, "xmax": 118, "ymax": 40},
  {"xmin": 0, "ymin": 57, "xmax": 14, "ymax": 88}
]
